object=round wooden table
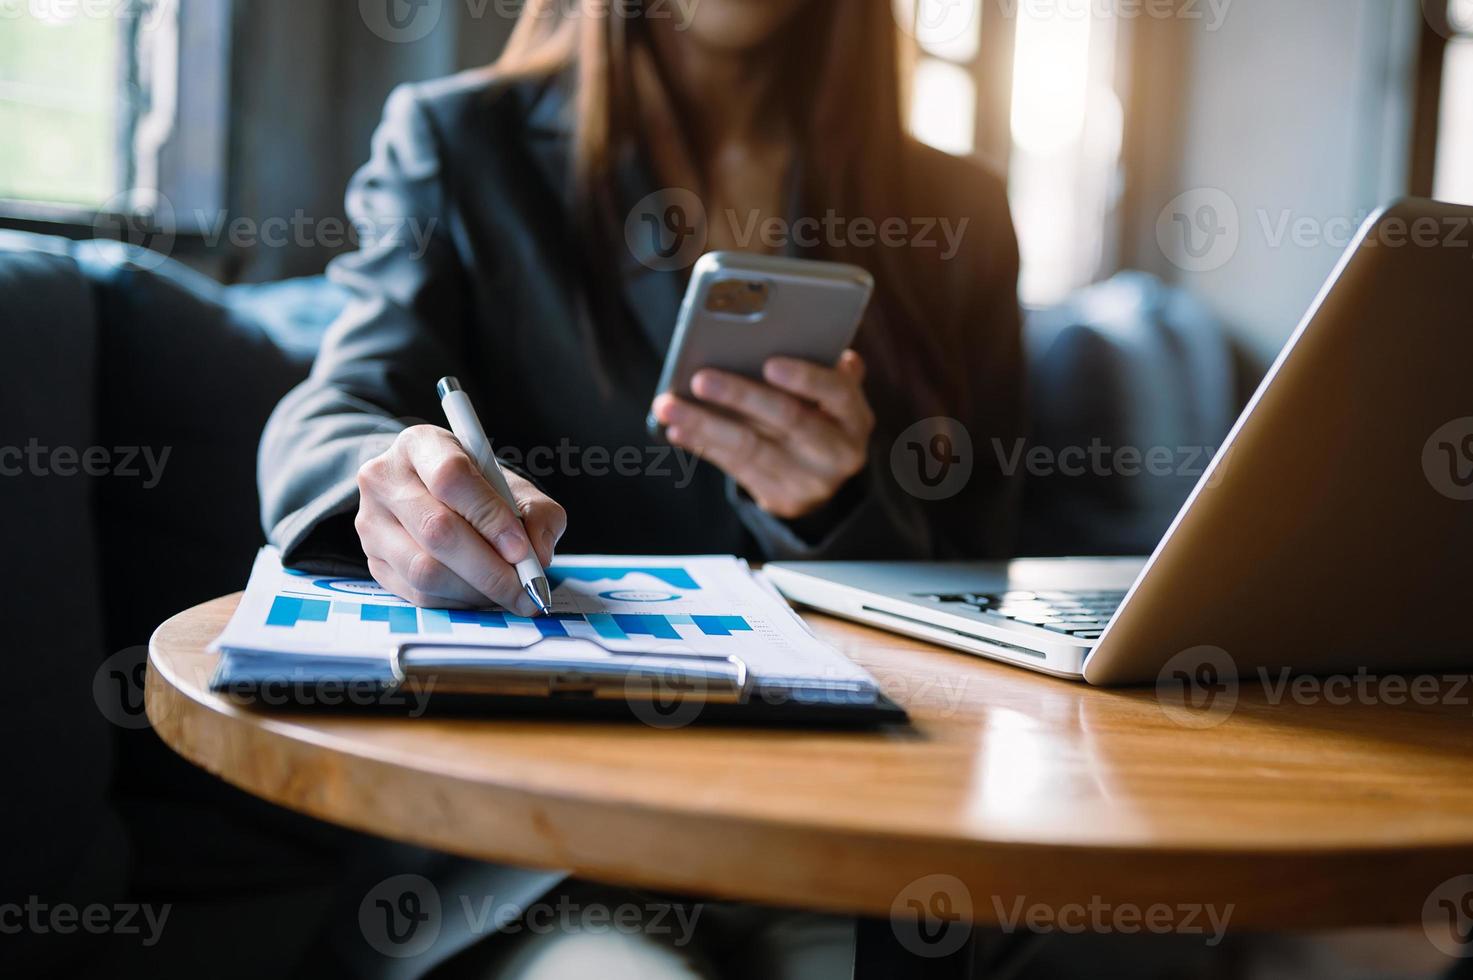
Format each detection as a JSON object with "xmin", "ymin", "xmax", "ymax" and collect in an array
[{"xmin": 147, "ymin": 594, "xmax": 1473, "ymax": 940}]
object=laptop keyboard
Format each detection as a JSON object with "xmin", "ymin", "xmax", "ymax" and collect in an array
[{"xmin": 921, "ymin": 590, "xmax": 1128, "ymax": 641}]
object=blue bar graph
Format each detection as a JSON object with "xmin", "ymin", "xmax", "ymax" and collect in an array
[
  {"xmin": 692, "ymin": 615, "xmax": 753, "ymax": 637},
  {"xmin": 360, "ymin": 605, "xmax": 419, "ymax": 634},
  {"xmin": 265, "ymin": 595, "xmax": 751, "ymax": 640},
  {"xmin": 585, "ymin": 614, "xmax": 626, "ymax": 641},
  {"xmin": 547, "ymin": 566, "xmax": 700, "ymax": 590},
  {"xmin": 420, "ymin": 608, "xmax": 454, "ymax": 634},
  {"xmin": 614, "ymin": 614, "xmax": 682, "ymax": 640},
  {"xmin": 266, "ymin": 596, "xmax": 330, "ymax": 628},
  {"xmin": 448, "ymin": 610, "xmax": 509, "ymax": 629}
]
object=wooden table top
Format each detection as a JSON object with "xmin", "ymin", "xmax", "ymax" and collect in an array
[{"xmin": 147, "ymin": 593, "xmax": 1473, "ymax": 931}]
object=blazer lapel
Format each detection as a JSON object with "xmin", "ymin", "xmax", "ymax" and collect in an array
[{"xmin": 519, "ymin": 77, "xmax": 685, "ymax": 359}]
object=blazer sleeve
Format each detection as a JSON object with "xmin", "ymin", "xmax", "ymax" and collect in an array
[{"xmin": 258, "ymin": 84, "xmax": 473, "ymax": 572}]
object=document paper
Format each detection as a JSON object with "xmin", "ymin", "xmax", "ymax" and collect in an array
[{"xmin": 211, "ymin": 548, "xmax": 879, "ymax": 698}]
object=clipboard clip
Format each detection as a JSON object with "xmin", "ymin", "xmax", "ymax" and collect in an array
[{"xmin": 391, "ymin": 638, "xmax": 749, "ymax": 704}]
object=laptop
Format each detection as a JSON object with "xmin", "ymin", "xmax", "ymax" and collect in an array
[{"xmin": 766, "ymin": 199, "xmax": 1473, "ymax": 685}]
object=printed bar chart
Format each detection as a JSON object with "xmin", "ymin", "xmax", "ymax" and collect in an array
[
  {"xmin": 547, "ymin": 566, "xmax": 701, "ymax": 590},
  {"xmin": 265, "ymin": 595, "xmax": 752, "ymax": 639}
]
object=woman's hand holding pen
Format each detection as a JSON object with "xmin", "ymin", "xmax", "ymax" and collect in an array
[
  {"xmin": 355, "ymin": 425, "xmax": 567, "ymax": 615},
  {"xmin": 651, "ymin": 350, "xmax": 875, "ymax": 520}
]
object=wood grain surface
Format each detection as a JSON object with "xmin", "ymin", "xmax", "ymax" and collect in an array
[{"xmin": 146, "ymin": 593, "xmax": 1473, "ymax": 929}]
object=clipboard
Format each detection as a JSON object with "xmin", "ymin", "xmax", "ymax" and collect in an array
[
  {"xmin": 393, "ymin": 639, "xmax": 749, "ymax": 703},
  {"xmin": 207, "ymin": 549, "xmax": 909, "ymax": 726}
]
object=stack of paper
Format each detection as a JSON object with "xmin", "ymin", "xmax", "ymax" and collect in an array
[{"xmin": 209, "ymin": 548, "xmax": 897, "ymax": 719}]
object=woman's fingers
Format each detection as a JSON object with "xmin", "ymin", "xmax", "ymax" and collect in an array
[
  {"xmin": 507, "ymin": 470, "xmax": 568, "ymax": 569},
  {"xmin": 688, "ymin": 369, "xmax": 861, "ymax": 478},
  {"xmin": 762, "ymin": 351, "xmax": 876, "ymax": 441},
  {"xmin": 357, "ymin": 426, "xmax": 535, "ymax": 614},
  {"xmin": 655, "ymin": 396, "xmax": 835, "ymax": 518},
  {"xmin": 356, "ymin": 499, "xmax": 485, "ymax": 608},
  {"xmin": 399, "ymin": 426, "xmax": 532, "ymax": 564}
]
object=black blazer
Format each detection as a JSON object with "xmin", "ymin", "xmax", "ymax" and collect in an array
[{"xmin": 259, "ymin": 70, "xmax": 1025, "ymax": 571}]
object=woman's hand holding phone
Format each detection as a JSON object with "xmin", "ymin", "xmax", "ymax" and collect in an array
[
  {"xmin": 651, "ymin": 349, "xmax": 875, "ymax": 520},
  {"xmin": 354, "ymin": 425, "xmax": 567, "ymax": 614}
]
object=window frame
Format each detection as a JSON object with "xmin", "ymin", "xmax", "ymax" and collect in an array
[
  {"xmin": 1409, "ymin": 0, "xmax": 1468, "ymax": 197},
  {"xmin": 0, "ymin": 0, "xmax": 231, "ymax": 237}
]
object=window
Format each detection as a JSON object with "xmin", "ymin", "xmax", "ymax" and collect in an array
[
  {"xmin": 0, "ymin": 4, "xmax": 127, "ymax": 207},
  {"xmin": 0, "ymin": 0, "xmax": 228, "ymax": 227},
  {"xmin": 899, "ymin": 0, "xmax": 1126, "ymax": 307},
  {"xmin": 903, "ymin": 0, "xmax": 983, "ymax": 156},
  {"xmin": 1433, "ymin": 0, "xmax": 1473, "ymax": 204},
  {"xmin": 1006, "ymin": 4, "xmax": 1122, "ymax": 306}
]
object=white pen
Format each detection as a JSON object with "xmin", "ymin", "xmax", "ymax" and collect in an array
[{"xmin": 436, "ymin": 377, "xmax": 553, "ymax": 616}]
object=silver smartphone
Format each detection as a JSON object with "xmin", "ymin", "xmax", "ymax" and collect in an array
[{"xmin": 648, "ymin": 252, "xmax": 875, "ymax": 441}]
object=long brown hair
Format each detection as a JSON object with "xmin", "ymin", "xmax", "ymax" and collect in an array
[{"xmin": 490, "ymin": 0, "xmax": 973, "ymax": 420}]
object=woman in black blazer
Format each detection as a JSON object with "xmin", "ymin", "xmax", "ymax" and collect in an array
[{"xmin": 259, "ymin": 0, "xmax": 1024, "ymax": 618}]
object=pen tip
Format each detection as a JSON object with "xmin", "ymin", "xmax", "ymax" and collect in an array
[{"xmin": 525, "ymin": 578, "xmax": 553, "ymax": 617}]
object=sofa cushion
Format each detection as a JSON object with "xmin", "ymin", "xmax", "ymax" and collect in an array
[
  {"xmin": 1021, "ymin": 271, "xmax": 1241, "ymax": 556},
  {"xmin": 0, "ymin": 232, "xmax": 129, "ymax": 973}
]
